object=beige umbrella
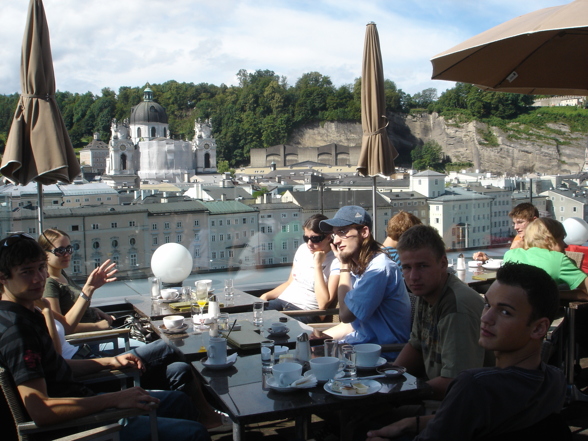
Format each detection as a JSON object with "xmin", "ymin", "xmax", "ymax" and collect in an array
[
  {"xmin": 431, "ymin": 0, "xmax": 588, "ymax": 95},
  {"xmin": 1, "ymin": 0, "xmax": 80, "ymax": 233},
  {"xmin": 357, "ymin": 22, "xmax": 399, "ymax": 240}
]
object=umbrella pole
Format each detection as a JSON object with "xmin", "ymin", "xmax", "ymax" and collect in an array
[
  {"xmin": 37, "ymin": 182, "xmax": 44, "ymax": 235},
  {"xmin": 372, "ymin": 176, "xmax": 377, "ymax": 240}
]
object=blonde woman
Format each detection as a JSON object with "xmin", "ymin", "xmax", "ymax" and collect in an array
[{"xmin": 504, "ymin": 217, "xmax": 588, "ymax": 301}]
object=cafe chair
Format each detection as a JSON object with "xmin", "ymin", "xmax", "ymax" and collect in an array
[
  {"xmin": 0, "ymin": 365, "xmax": 158, "ymax": 441},
  {"xmin": 66, "ymin": 328, "xmax": 132, "ymax": 354}
]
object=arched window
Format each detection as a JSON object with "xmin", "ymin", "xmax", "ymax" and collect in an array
[
  {"xmin": 112, "ymin": 239, "xmax": 118, "ymax": 248},
  {"xmin": 92, "ymin": 241, "xmax": 100, "ymax": 250},
  {"xmin": 204, "ymin": 153, "xmax": 211, "ymax": 169},
  {"xmin": 130, "ymin": 237, "xmax": 136, "ymax": 246},
  {"xmin": 163, "ymin": 127, "xmax": 167, "ymax": 137},
  {"xmin": 151, "ymin": 127, "xmax": 156, "ymax": 138},
  {"xmin": 120, "ymin": 153, "xmax": 127, "ymax": 170},
  {"xmin": 137, "ymin": 127, "xmax": 141, "ymax": 138}
]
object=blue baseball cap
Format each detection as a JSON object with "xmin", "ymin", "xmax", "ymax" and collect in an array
[{"xmin": 319, "ymin": 205, "xmax": 372, "ymax": 232}]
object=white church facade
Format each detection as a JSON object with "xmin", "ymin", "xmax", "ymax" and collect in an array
[{"xmin": 103, "ymin": 87, "xmax": 217, "ymax": 189}]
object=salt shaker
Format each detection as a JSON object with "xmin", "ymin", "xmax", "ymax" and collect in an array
[
  {"xmin": 295, "ymin": 333, "xmax": 311, "ymax": 362},
  {"xmin": 457, "ymin": 253, "xmax": 466, "ymax": 271},
  {"xmin": 208, "ymin": 294, "xmax": 220, "ymax": 318}
]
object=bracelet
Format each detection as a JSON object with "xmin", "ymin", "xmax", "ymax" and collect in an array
[
  {"xmin": 416, "ymin": 415, "xmax": 420, "ymax": 433},
  {"xmin": 340, "ymin": 268, "xmax": 351, "ymax": 273},
  {"xmin": 79, "ymin": 292, "xmax": 91, "ymax": 302}
]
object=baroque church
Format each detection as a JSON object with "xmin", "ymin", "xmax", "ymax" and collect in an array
[{"xmin": 102, "ymin": 87, "xmax": 217, "ymax": 188}]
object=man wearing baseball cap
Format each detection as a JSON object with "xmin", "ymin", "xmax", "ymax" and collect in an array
[{"xmin": 318, "ymin": 206, "xmax": 411, "ymax": 356}]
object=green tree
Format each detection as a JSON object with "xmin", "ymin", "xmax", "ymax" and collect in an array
[{"xmin": 411, "ymin": 140, "xmax": 444, "ymax": 171}]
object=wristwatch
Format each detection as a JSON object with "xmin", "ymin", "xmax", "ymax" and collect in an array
[{"xmin": 79, "ymin": 292, "xmax": 91, "ymax": 302}]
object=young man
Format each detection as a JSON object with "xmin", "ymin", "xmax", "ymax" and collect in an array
[
  {"xmin": 317, "ymin": 206, "xmax": 411, "ymax": 351},
  {"xmin": 367, "ymin": 263, "xmax": 567, "ymax": 440},
  {"xmin": 395, "ymin": 225, "xmax": 492, "ymax": 399},
  {"xmin": 0, "ymin": 233, "xmax": 210, "ymax": 441}
]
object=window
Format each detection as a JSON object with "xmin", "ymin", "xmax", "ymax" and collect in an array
[
  {"xmin": 229, "ymin": 250, "xmax": 234, "ymax": 258},
  {"xmin": 212, "ymin": 252, "xmax": 217, "ymax": 259},
  {"xmin": 195, "ymin": 233, "xmax": 200, "ymax": 241},
  {"xmin": 281, "ymin": 213, "xmax": 287, "ymax": 218},
  {"xmin": 227, "ymin": 233, "xmax": 231, "ymax": 240},
  {"xmin": 560, "ymin": 207, "xmax": 564, "ymax": 212},
  {"xmin": 164, "ymin": 222, "xmax": 170, "ymax": 229},
  {"xmin": 261, "ymin": 227, "xmax": 266, "ymax": 233},
  {"xmin": 73, "ymin": 260, "xmax": 81, "ymax": 273},
  {"xmin": 129, "ymin": 221, "xmax": 136, "ymax": 227},
  {"xmin": 130, "ymin": 253, "xmax": 137, "ymax": 266},
  {"xmin": 251, "ymin": 230, "xmax": 255, "ymax": 237},
  {"xmin": 112, "ymin": 255, "xmax": 119, "ymax": 265},
  {"xmin": 293, "ymin": 240, "xmax": 299, "ymax": 248},
  {"xmin": 219, "ymin": 220, "xmax": 223, "ymax": 226},
  {"xmin": 243, "ymin": 231, "xmax": 247, "ymax": 237},
  {"xmin": 227, "ymin": 219, "xmax": 231, "ymax": 226},
  {"xmin": 112, "ymin": 240, "xmax": 118, "ymax": 248},
  {"xmin": 242, "ymin": 218, "xmax": 247, "ymax": 224},
  {"xmin": 66, "ymin": 199, "xmax": 71, "ymax": 203},
  {"xmin": 94, "ymin": 258, "xmax": 101, "ymax": 269},
  {"xmin": 435, "ymin": 218, "xmax": 440, "ymax": 224},
  {"xmin": 235, "ymin": 233, "xmax": 240, "ymax": 239},
  {"xmin": 72, "ymin": 225, "xmax": 79, "ymax": 231},
  {"xmin": 219, "ymin": 234, "xmax": 224, "ymax": 241},
  {"xmin": 92, "ymin": 224, "xmax": 99, "ymax": 230},
  {"xmin": 293, "ymin": 224, "xmax": 299, "ymax": 232},
  {"xmin": 85, "ymin": 198, "xmax": 89, "ymax": 202},
  {"xmin": 194, "ymin": 249, "xmax": 200, "ymax": 258},
  {"xmin": 75, "ymin": 199, "xmax": 80, "ymax": 203},
  {"xmin": 111, "ymin": 222, "xmax": 118, "ymax": 229},
  {"xmin": 194, "ymin": 220, "xmax": 199, "ymax": 226},
  {"xmin": 267, "ymin": 214, "xmax": 272, "ymax": 218},
  {"xmin": 153, "ymin": 236, "xmax": 158, "ymax": 246},
  {"xmin": 261, "ymin": 243, "xmax": 266, "ymax": 251},
  {"xmin": 211, "ymin": 235, "xmax": 216, "ymax": 242},
  {"xmin": 220, "ymin": 251, "xmax": 225, "ymax": 259},
  {"xmin": 268, "ymin": 258, "xmax": 273, "ymax": 264},
  {"xmin": 177, "ymin": 235, "xmax": 182, "ymax": 243},
  {"xmin": 251, "ymin": 217, "xmax": 255, "ymax": 224},
  {"xmin": 164, "ymin": 236, "xmax": 170, "ymax": 243},
  {"xmin": 282, "ymin": 256, "xmax": 288, "ymax": 263},
  {"xmin": 130, "ymin": 238, "xmax": 136, "ymax": 246},
  {"xmin": 176, "ymin": 222, "xmax": 182, "ymax": 228},
  {"xmin": 73, "ymin": 243, "xmax": 80, "ymax": 251},
  {"xmin": 97, "ymin": 197, "xmax": 102, "ymax": 202},
  {"xmin": 573, "ymin": 207, "xmax": 578, "ymax": 212},
  {"xmin": 92, "ymin": 241, "xmax": 100, "ymax": 249},
  {"xmin": 28, "ymin": 227, "xmax": 36, "ymax": 234},
  {"xmin": 107, "ymin": 197, "xmax": 111, "ymax": 201},
  {"xmin": 282, "ymin": 241, "xmax": 288, "ymax": 250},
  {"xmin": 268, "ymin": 243, "xmax": 273, "ymax": 250},
  {"xmin": 234, "ymin": 218, "xmax": 239, "ymax": 225},
  {"xmin": 293, "ymin": 213, "xmax": 299, "ymax": 218},
  {"xmin": 282, "ymin": 225, "xmax": 288, "ymax": 233},
  {"xmin": 245, "ymin": 256, "xmax": 250, "ymax": 263},
  {"xmin": 267, "ymin": 226, "xmax": 273, "ymax": 233},
  {"xmin": 211, "ymin": 220, "xmax": 216, "ymax": 227},
  {"xmin": 261, "ymin": 259, "xmax": 266, "ymax": 265},
  {"xmin": 152, "ymin": 223, "xmax": 158, "ymax": 230}
]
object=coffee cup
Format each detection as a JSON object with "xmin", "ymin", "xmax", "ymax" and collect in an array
[
  {"xmin": 272, "ymin": 362, "xmax": 302, "ymax": 387},
  {"xmin": 163, "ymin": 315, "xmax": 184, "ymax": 330},
  {"xmin": 270, "ymin": 322, "xmax": 286, "ymax": 334},
  {"xmin": 309, "ymin": 357, "xmax": 341, "ymax": 382},
  {"xmin": 161, "ymin": 288, "xmax": 180, "ymax": 300},
  {"xmin": 207, "ymin": 337, "xmax": 228, "ymax": 365},
  {"xmin": 274, "ymin": 345, "xmax": 289, "ymax": 361},
  {"xmin": 354, "ymin": 343, "xmax": 382, "ymax": 367}
]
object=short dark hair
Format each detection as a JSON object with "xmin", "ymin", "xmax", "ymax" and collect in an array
[
  {"xmin": 508, "ymin": 203, "xmax": 539, "ymax": 221},
  {"xmin": 496, "ymin": 262, "xmax": 559, "ymax": 324},
  {"xmin": 386, "ymin": 211, "xmax": 422, "ymax": 241},
  {"xmin": 303, "ymin": 214, "xmax": 328, "ymax": 234},
  {"xmin": 396, "ymin": 225, "xmax": 446, "ymax": 260},
  {"xmin": 0, "ymin": 234, "xmax": 47, "ymax": 293}
]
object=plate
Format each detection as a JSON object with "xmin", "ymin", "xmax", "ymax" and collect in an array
[
  {"xmin": 158, "ymin": 324, "xmax": 188, "ymax": 334},
  {"xmin": 309, "ymin": 370, "xmax": 345, "ymax": 384},
  {"xmin": 468, "ymin": 261, "xmax": 482, "ymax": 268},
  {"xmin": 266, "ymin": 371, "xmax": 312, "ymax": 392},
  {"xmin": 201, "ymin": 356, "xmax": 237, "ymax": 370},
  {"xmin": 324, "ymin": 379, "xmax": 381, "ymax": 398},
  {"xmin": 376, "ymin": 366, "xmax": 407, "ymax": 379},
  {"xmin": 482, "ymin": 259, "xmax": 503, "ymax": 270},
  {"xmin": 267, "ymin": 327, "xmax": 290, "ymax": 337},
  {"xmin": 356, "ymin": 357, "xmax": 387, "ymax": 370}
]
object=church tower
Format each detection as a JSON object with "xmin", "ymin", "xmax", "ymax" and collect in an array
[
  {"xmin": 103, "ymin": 118, "xmax": 140, "ymax": 189},
  {"xmin": 193, "ymin": 118, "xmax": 217, "ymax": 173}
]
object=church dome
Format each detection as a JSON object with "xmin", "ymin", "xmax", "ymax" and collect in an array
[{"xmin": 130, "ymin": 87, "xmax": 168, "ymax": 125}]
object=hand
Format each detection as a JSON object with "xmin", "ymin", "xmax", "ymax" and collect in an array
[
  {"xmin": 366, "ymin": 419, "xmax": 410, "ymax": 441},
  {"xmin": 94, "ymin": 309, "xmax": 115, "ymax": 325},
  {"xmin": 115, "ymin": 387, "xmax": 160, "ymax": 411},
  {"xmin": 330, "ymin": 242, "xmax": 343, "ymax": 262},
  {"xmin": 111, "ymin": 353, "xmax": 145, "ymax": 372},
  {"xmin": 313, "ymin": 250, "xmax": 327, "ymax": 267},
  {"xmin": 34, "ymin": 298, "xmax": 52, "ymax": 311},
  {"xmin": 93, "ymin": 318, "xmax": 112, "ymax": 330},
  {"xmin": 85, "ymin": 259, "xmax": 118, "ymax": 294}
]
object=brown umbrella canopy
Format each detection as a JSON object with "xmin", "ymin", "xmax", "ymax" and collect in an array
[
  {"xmin": 431, "ymin": 0, "xmax": 588, "ymax": 95},
  {"xmin": 1, "ymin": 0, "xmax": 80, "ymax": 185},
  {"xmin": 357, "ymin": 22, "xmax": 398, "ymax": 178}
]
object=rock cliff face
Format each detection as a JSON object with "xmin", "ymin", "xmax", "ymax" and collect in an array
[{"xmin": 289, "ymin": 114, "xmax": 588, "ymax": 175}]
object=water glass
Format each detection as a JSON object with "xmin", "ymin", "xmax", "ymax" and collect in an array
[
  {"xmin": 224, "ymin": 279, "xmax": 234, "ymax": 291},
  {"xmin": 253, "ymin": 301, "xmax": 264, "ymax": 327},
  {"xmin": 149, "ymin": 277, "xmax": 161, "ymax": 299},
  {"xmin": 324, "ymin": 339, "xmax": 339, "ymax": 358},
  {"xmin": 217, "ymin": 313, "xmax": 230, "ymax": 334},
  {"xmin": 341, "ymin": 344, "xmax": 357, "ymax": 379},
  {"xmin": 224, "ymin": 288, "xmax": 234, "ymax": 306},
  {"xmin": 261, "ymin": 340, "xmax": 275, "ymax": 372},
  {"xmin": 181, "ymin": 286, "xmax": 191, "ymax": 302}
]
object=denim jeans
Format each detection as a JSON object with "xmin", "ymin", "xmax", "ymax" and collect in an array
[
  {"xmin": 131, "ymin": 340, "xmax": 192, "ymax": 392},
  {"xmin": 120, "ymin": 390, "xmax": 210, "ymax": 441}
]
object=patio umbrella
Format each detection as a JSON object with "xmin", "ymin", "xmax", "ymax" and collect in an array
[
  {"xmin": 431, "ymin": 0, "xmax": 588, "ymax": 95},
  {"xmin": 1, "ymin": 0, "xmax": 80, "ymax": 233},
  {"xmin": 357, "ymin": 22, "xmax": 399, "ymax": 240}
]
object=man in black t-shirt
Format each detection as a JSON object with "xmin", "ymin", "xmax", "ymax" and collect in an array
[{"xmin": 0, "ymin": 234, "xmax": 209, "ymax": 441}]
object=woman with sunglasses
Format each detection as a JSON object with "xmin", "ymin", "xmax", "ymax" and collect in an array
[
  {"xmin": 260, "ymin": 214, "xmax": 340, "ymax": 323},
  {"xmin": 39, "ymin": 228, "xmax": 117, "ymax": 332}
]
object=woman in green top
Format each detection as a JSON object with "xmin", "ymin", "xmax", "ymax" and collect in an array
[
  {"xmin": 39, "ymin": 228, "xmax": 118, "ymax": 332},
  {"xmin": 503, "ymin": 217, "xmax": 588, "ymax": 301}
]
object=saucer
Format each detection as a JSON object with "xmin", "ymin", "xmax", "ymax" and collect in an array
[
  {"xmin": 324, "ymin": 379, "xmax": 381, "ymax": 398},
  {"xmin": 159, "ymin": 323, "xmax": 188, "ymax": 334},
  {"xmin": 159, "ymin": 295, "xmax": 182, "ymax": 303},
  {"xmin": 267, "ymin": 327, "xmax": 289, "ymax": 337},
  {"xmin": 309, "ymin": 370, "xmax": 344, "ymax": 384},
  {"xmin": 356, "ymin": 357, "xmax": 387, "ymax": 370},
  {"xmin": 266, "ymin": 371, "xmax": 313, "ymax": 392},
  {"xmin": 376, "ymin": 365, "xmax": 407, "ymax": 378},
  {"xmin": 482, "ymin": 259, "xmax": 503, "ymax": 270},
  {"xmin": 202, "ymin": 356, "xmax": 237, "ymax": 370}
]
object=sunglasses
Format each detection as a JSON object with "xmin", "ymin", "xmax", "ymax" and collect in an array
[
  {"xmin": 50, "ymin": 245, "xmax": 74, "ymax": 256},
  {"xmin": 0, "ymin": 233, "xmax": 35, "ymax": 247},
  {"xmin": 303, "ymin": 234, "xmax": 327, "ymax": 244}
]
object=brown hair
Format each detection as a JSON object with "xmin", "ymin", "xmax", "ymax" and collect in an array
[
  {"xmin": 303, "ymin": 214, "xmax": 328, "ymax": 235},
  {"xmin": 509, "ymin": 203, "xmax": 539, "ymax": 222},
  {"xmin": 0, "ymin": 235, "xmax": 47, "ymax": 293},
  {"xmin": 396, "ymin": 225, "xmax": 446, "ymax": 261},
  {"xmin": 523, "ymin": 218, "xmax": 565, "ymax": 251},
  {"xmin": 38, "ymin": 228, "xmax": 70, "ymax": 252},
  {"xmin": 386, "ymin": 211, "xmax": 422, "ymax": 241}
]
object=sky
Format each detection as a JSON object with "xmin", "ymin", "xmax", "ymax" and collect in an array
[{"xmin": 0, "ymin": 0, "xmax": 572, "ymax": 98}]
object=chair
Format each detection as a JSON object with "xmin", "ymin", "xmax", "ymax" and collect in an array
[
  {"xmin": 66, "ymin": 328, "xmax": 132, "ymax": 354},
  {"xmin": 0, "ymin": 365, "xmax": 158, "ymax": 441}
]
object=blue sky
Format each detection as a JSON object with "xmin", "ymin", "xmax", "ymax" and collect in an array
[{"xmin": 0, "ymin": 0, "xmax": 571, "ymax": 97}]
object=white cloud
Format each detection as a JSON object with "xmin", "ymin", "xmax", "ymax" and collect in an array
[{"xmin": 0, "ymin": 0, "xmax": 572, "ymax": 97}]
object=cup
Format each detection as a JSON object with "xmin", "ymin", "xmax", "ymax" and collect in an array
[
  {"xmin": 270, "ymin": 322, "xmax": 286, "ymax": 334},
  {"xmin": 324, "ymin": 339, "xmax": 339, "ymax": 358},
  {"xmin": 341, "ymin": 345, "xmax": 357, "ymax": 379},
  {"xmin": 199, "ymin": 279, "xmax": 213, "ymax": 291},
  {"xmin": 207, "ymin": 337, "xmax": 228, "ymax": 365},
  {"xmin": 354, "ymin": 343, "xmax": 382, "ymax": 367},
  {"xmin": 274, "ymin": 345, "xmax": 289, "ymax": 361},
  {"xmin": 161, "ymin": 288, "xmax": 179, "ymax": 300},
  {"xmin": 309, "ymin": 357, "xmax": 341, "ymax": 382},
  {"xmin": 163, "ymin": 315, "xmax": 184, "ymax": 330},
  {"xmin": 149, "ymin": 277, "xmax": 161, "ymax": 299},
  {"xmin": 261, "ymin": 340, "xmax": 275, "ymax": 372},
  {"xmin": 217, "ymin": 313, "xmax": 230, "ymax": 333},
  {"xmin": 253, "ymin": 301, "xmax": 264, "ymax": 327},
  {"xmin": 272, "ymin": 362, "xmax": 302, "ymax": 387}
]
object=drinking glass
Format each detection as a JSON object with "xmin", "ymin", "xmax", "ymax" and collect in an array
[
  {"xmin": 149, "ymin": 277, "xmax": 161, "ymax": 299},
  {"xmin": 324, "ymin": 339, "xmax": 339, "ymax": 358},
  {"xmin": 261, "ymin": 340, "xmax": 275, "ymax": 373},
  {"xmin": 217, "ymin": 313, "xmax": 230, "ymax": 335},
  {"xmin": 341, "ymin": 344, "xmax": 357, "ymax": 379},
  {"xmin": 253, "ymin": 301, "xmax": 264, "ymax": 327},
  {"xmin": 224, "ymin": 279, "xmax": 235, "ymax": 305},
  {"xmin": 181, "ymin": 286, "xmax": 191, "ymax": 302},
  {"xmin": 195, "ymin": 281, "xmax": 209, "ymax": 331}
]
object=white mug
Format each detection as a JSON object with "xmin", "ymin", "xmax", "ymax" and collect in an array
[
  {"xmin": 161, "ymin": 288, "xmax": 179, "ymax": 300},
  {"xmin": 207, "ymin": 337, "xmax": 227, "ymax": 365},
  {"xmin": 270, "ymin": 322, "xmax": 286, "ymax": 334},
  {"xmin": 272, "ymin": 362, "xmax": 302, "ymax": 387},
  {"xmin": 354, "ymin": 343, "xmax": 381, "ymax": 367},
  {"xmin": 309, "ymin": 357, "xmax": 341, "ymax": 382}
]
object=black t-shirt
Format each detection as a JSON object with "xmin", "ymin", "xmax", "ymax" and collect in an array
[{"xmin": 0, "ymin": 301, "xmax": 93, "ymax": 398}]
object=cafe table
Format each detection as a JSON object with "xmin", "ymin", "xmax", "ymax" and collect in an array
[
  {"xmin": 193, "ymin": 352, "xmax": 431, "ymax": 441},
  {"xmin": 152, "ymin": 309, "xmax": 315, "ymax": 361}
]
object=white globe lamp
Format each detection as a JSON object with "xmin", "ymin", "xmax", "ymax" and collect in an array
[
  {"xmin": 150, "ymin": 243, "xmax": 193, "ymax": 284},
  {"xmin": 562, "ymin": 217, "xmax": 588, "ymax": 246}
]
